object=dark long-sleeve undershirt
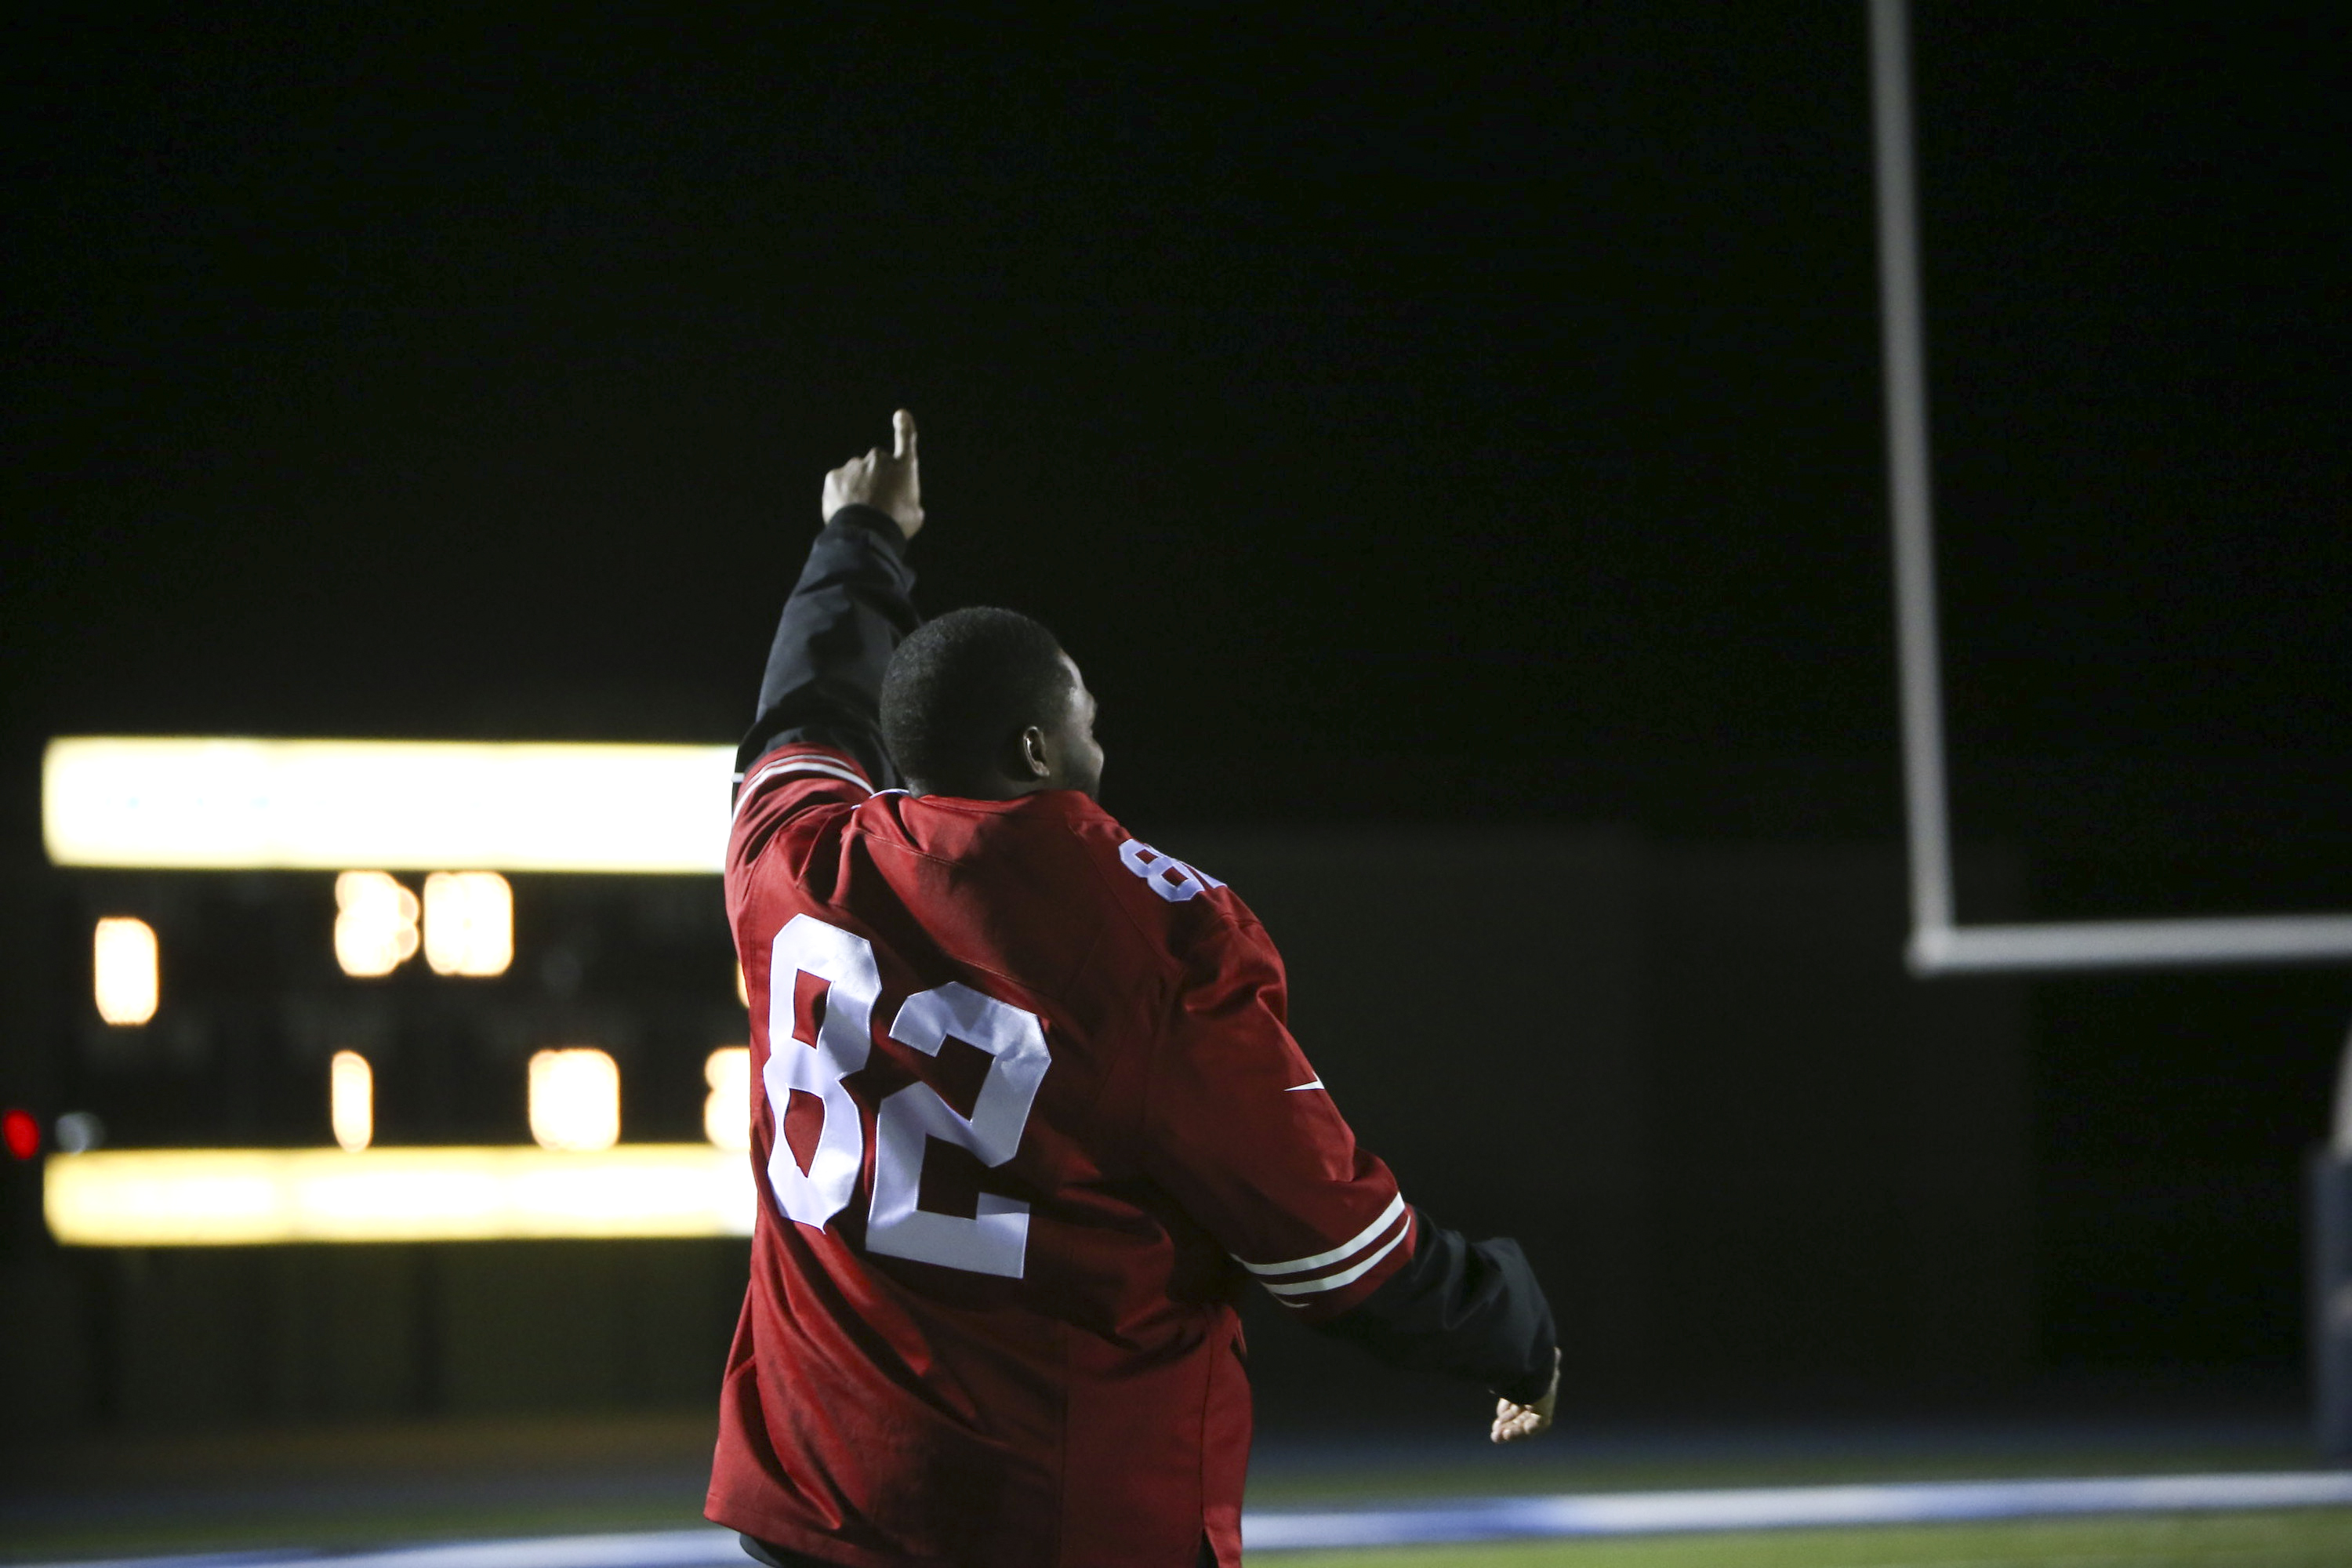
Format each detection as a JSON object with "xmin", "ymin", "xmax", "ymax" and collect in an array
[
  {"xmin": 1311, "ymin": 1208, "xmax": 1558, "ymax": 1406},
  {"xmin": 739, "ymin": 504, "xmax": 918, "ymax": 791}
]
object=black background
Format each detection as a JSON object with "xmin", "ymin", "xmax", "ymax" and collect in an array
[{"xmin": 5, "ymin": 4, "xmax": 2350, "ymax": 1381}]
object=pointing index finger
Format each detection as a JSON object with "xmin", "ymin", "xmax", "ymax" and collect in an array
[{"xmin": 893, "ymin": 408, "xmax": 917, "ymax": 461}]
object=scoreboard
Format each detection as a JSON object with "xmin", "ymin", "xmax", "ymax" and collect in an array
[{"xmin": 27, "ymin": 737, "xmax": 759, "ymax": 1244}]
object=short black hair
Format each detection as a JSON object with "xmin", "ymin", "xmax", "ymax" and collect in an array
[{"xmin": 881, "ymin": 607, "xmax": 1073, "ymax": 793}]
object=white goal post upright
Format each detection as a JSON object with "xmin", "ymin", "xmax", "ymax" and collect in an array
[{"xmin": 1868, "ymin": 0, "xmax": 2352, "ymax": 978}]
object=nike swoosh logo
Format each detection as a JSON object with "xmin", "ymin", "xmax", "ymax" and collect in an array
[{"xmin": 1286, "ymin": 1078, "xmax": 1324, "ymax": 1092}]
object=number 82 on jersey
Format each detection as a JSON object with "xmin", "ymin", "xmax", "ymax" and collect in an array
[{"xmin": 761, "ymin": 914, "xmax": 1051, "ymax": 1279}]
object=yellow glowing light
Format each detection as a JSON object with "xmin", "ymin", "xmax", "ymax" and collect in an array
[
  {"xmin": 42, "ymin": 1145, "xmax": 755, "ymax": 1245},
  {"xmin": 43, "ymin": 738, "xmax": 735, "ymax": 873},
  {"xmin": 93, "ymin": 917, "xmax": 160, "ymax": 1026},
  {"xmin": 423, "ymin": 871, "xmax": 513, "ymax": 976},
  {"xmin": 528, "ymin": 1048, "xmax": 620, "ymax": 1152},
  {"xmin": 336, "ymin": 872, "xmax": 419, "ymax": 978},
  {"xmin": 330, "ymin": 1051, "xmax": 373, "ymax": 1152},
  {"xmin": 704, "ymin": 1047, "xmax": 751, "ymax": 1152}
]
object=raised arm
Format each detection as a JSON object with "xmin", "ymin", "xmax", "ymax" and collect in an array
[{"xmin": 738, "ymin": 411, "xmax": 926, "ymax": 789}]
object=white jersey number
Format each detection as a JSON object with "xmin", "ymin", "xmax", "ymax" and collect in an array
[
  {"xmin": 763, "ymin": 914, "xmax": 1050, "ymax": 1279},
  {"xmin": 1118, "ymin": 838, "xmax": 1225, "ymax": 903},
  {"xmin": 763, "ymin": 916, "xmax": 875, "ymax": 1229}
]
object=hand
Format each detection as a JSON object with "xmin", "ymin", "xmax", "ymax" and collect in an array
[
  {"xmin": 1490, "ymin": 1347, "xmax": 1559, "ymax": 1444},
  {"xmin": 821, "ymin": 409, "xmax": 924, "ymax": 540}
]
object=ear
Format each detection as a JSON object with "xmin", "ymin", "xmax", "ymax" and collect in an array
[{"xmin": 1014, "ymin": 724, "xmax": 1052, "ymax": 780}]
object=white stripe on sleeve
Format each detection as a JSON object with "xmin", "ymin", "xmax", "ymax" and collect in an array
[
  {"xmin": 1265, "ymin": 1218, "xmax": 1413, "ymax": 1300},
  {"xmin": 1239, "ymin": 1193, "xmax": 1406, "ymax": 1279},
  {"xmin": 733, "ymin": 753, "xmax": 873, "ymax": 817}
]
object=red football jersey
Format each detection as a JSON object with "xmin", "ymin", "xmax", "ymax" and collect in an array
[{"xmin": 706, "ymin": 744, "xmax": 1417, "ymax": 1568}]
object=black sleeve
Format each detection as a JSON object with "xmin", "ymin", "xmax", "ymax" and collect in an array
[
  {"xmin": 737, "ymin": 504, "xmax": 919, "ymax": 790},
  {"xmin": 1308, "ymin": 1207, "xmax": 1558, "ymax": 1405}
]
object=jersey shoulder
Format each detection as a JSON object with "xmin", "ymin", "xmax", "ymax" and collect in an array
[
  {"xmin": 723, "ymin": 746, "xmax": 891, "ymax": 935},
  {"xmin": 1047, "ymin": 806, "xmax": 1274, "ymax": 979},
  {"xmin": 876, "ymin": 792, "xmax": 1272, "ymax": 979}
]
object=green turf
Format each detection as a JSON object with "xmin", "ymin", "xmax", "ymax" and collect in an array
[
  {"xmin": 1259, "ymin": 1508, "xmax": 2352, "ymax": 1566},
  {"xmin": 1241, "ymin": 1442, "xmax": 2320, "ymax": 1507},
  {"xmin": 2, "ymin": 1411, "xmax": 2337, "ymax": 1565},
  {"xmin": 15, "ymin": 1510, "xmax": 2352, "ymax": 1568}
]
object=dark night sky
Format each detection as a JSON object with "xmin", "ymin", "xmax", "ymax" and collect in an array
[
  {"xmin": 4, "ymin": 5, "xmax": 2352, "ymax": 1373},
  {"xmin": 3, "ymin": 5, "xmax": 2347, "ymax": 860}
]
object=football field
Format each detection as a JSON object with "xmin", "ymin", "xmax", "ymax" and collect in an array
[
  {"xmin": 9, "ymin": 1414, "xmax": 2352, "ymax": 1568},
  {"xmin": 9, "ymin": 1504, "xmax": 2352, "ymax": 1568}
]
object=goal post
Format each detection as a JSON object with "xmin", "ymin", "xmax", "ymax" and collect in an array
[{"xmin": 1867, "ymin": 0, "xmax": 2352, "ymax": 978}]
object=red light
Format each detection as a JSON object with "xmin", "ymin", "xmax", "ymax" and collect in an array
[{"xmin": 2, "ymin": 1109, "xmax": 37, "ymax": 1161}]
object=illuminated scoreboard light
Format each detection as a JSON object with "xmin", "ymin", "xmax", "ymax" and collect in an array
[
  {"xmin": 423, "ymin": 873, "xmax": 514, "ymax": 976},
  {"xmin": 331, "ymin": 1051, "xmax": 373, "ymax": 1152},
  {"xmin": 335, "ymin": 872, "xmax": 421, "ymax": 976},
  {"xmin": 528, "ymin": 1048, "xmax": 622, "ymax": 1152},
  {"xmin": 43, "ymin": 736, "xmax": 737, "ymax": 873},
  {"xmin": 38, "ymin": 737, "xmax": 760, "ymax": 1247},
  {"xmin": 93, "ymin": 917, "xmax": 161, "ymax": 1025},
  {"xmin": 704, "ymin": 1048, "xmax": 752, "ymax": 1153},
  {"xmin": 43, "ymin": 1144, "xmax": 757, "ymax": 1246}
]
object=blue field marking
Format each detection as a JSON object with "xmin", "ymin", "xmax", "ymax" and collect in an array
[
  {"xmin": 18, "ymin": 1537, "xmax": 755, "ymax": 1568},
  {"xmin": 16, "ymin": 1471, "xmax": 2352, "ymax": 1567},
  {"xmin": 1243, "ymin": 1470, "xmax": 2352, "ymax": 1550},
  {"xmin": 15, "ymin": 1555, "xmax": 325, "ymax": 1568}
]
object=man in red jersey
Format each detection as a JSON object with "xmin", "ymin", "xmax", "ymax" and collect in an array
[{"xmin": 707, "ymin": 412, "xmax": 1559, "ymax": 1568}]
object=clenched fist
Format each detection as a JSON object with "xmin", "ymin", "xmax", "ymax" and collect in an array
[
  {"xmin": 822, "ymin": 409, "xmax": 924, "ymax": 540},
  {"xmin": 1491, "ymin": 1348, "xmax": 1560, "ymax": 1444}
]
